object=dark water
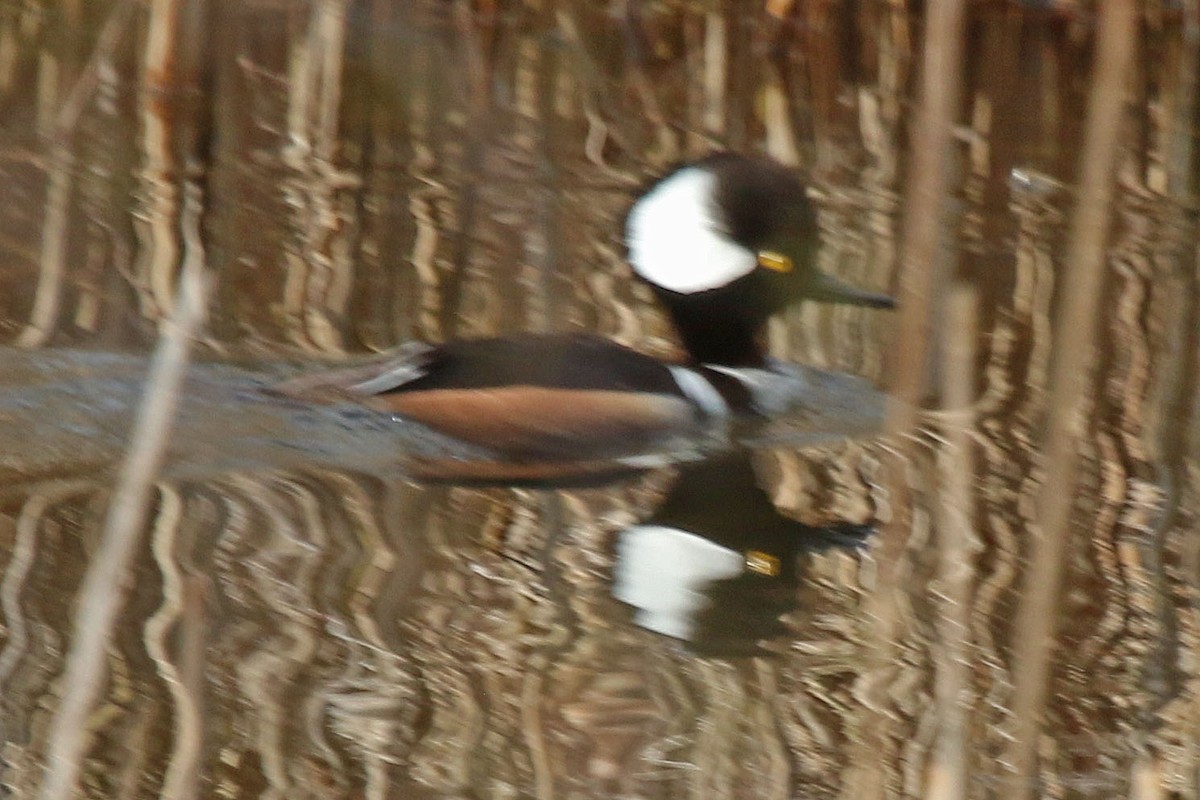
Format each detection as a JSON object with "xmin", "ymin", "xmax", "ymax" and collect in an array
[{"xmin": 1, "ymin": 2, "xmax": 1198, "ymax": 799}]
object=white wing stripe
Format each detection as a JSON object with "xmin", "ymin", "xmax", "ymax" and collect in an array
[{"xmin": 668, "ymin": 366, "xmax": 729, "ymax": 417}]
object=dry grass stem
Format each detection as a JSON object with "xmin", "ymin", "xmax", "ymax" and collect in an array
[
  {"xmin": 887, "ymin": 0, "xmax": 968, "ymax": 394},
  {"xmin": 14, "ymin": 144, "xmax": 73, "ymax": 349},
  {"xmin": 884, "ymin": 0, "xmax": 967, "ymax": 434},
  {"xmin": 928, "ymin": 284, "xmax": 979, "ymax": 800},
  {"xmin": 37, "ymin": 185, "xmax": 210, "ymax": 800},
  {"xmin": 51, "ymin": 0, "xmax": 138, "ymax": 140},
  {"xmin": 14, "ymin": 1, "xmax": 138, "ymax": 348},
  {"xmin": 703, "ymin": 12, "xmax": 727, "ymax": 138},
  {"xmin": 1146, "ymin": 0, "xmax": 1200, "ymax": 790},
  {"xmin": 850, "ymin": 0, "xmax": 966, "ymax": 795},
  {"xmin": 138, "ymin": 0, "xmax": 189, "ymax": 319},
  {"xmin": 1005, "ymin": 1, "xmax": 1138, "ymax": 797}
]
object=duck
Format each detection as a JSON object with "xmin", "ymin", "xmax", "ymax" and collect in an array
[
  {"xmin": 612, "ymin": 454, "xmax": 872, "ymax": 655},
  {"xmin": 271, "ymin": 152, "xmax": 894, "ymax": 483}
]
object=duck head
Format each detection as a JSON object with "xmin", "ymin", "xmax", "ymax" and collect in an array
[{"xmin": 626, "ymin": 152, "xmax": 894, "ymax": 366}]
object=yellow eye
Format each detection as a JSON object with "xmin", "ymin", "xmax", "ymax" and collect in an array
[
  {"xmin": 757, "ymin": 251, "xmax": 793, "ymax": 273},
  {"xmin": 744, "ymin": 550, "xmax": 781, "ymax": 577}
]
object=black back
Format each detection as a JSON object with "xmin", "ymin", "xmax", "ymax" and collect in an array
[{"xmin": 391, "ymin": 333, "xmax": 685, "ymax": 395}]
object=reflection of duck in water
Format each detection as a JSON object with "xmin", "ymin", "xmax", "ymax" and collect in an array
[
  {"xmin": 613, "ymin": 455, "xmax": 871, "ymax": 656},
  {"xmin": 274, "ymin": 153, "xmax": 893, "ymax": 483}
]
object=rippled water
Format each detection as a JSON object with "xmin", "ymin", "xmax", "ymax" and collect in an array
[{"xmin": 1, "ymin": 2, "xmax": 1198, "ymax": 799}]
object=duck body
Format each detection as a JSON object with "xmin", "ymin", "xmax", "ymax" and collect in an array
[
  {"xmin": 273, "ymin": 152, "xmax": 895, "ymax": 481},
  {"xmin": 273, "ymin": 332, "xmax": 760, "ymax": 465},
  {"xmin": 272, "ymin": 331, "xmax": 888, "ymax": 483}
]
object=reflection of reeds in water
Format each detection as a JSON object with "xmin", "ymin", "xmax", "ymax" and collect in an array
[
  {"xmin": 1, "ymin": 1, "xmax": 1199, "ymax": 798},
  {"xmin": 1008, "ymin": 3, "xmax": 1138, "ymax": 799}
]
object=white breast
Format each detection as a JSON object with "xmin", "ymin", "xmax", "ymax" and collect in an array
[{"xmin": 626, "ymin": 167, "xmax": 757, "ymax": 294}]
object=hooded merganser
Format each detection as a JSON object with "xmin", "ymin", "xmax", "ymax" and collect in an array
[
  {"xmin": 625, "ymin": 152, "xmax": 893, "ymax": 366},
  {"xmin": 613, "ymin": 454, "xmax": 871, "ymax": 655},
  {"xmin": 273, "ymin": 153, "xmax": 894, "ymax": 480}
]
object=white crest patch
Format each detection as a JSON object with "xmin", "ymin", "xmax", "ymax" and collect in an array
[{"xmin": 626, "ymin": 167, "xmax": 757, "ymax": 294}]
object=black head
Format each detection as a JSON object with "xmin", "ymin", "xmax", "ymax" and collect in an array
[{"xmin": 626, "ymin": 152, "xmax": 894, "ymax": 365}]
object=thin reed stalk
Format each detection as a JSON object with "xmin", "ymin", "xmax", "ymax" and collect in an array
[
  {"xmin": 15, "ymin": 0, "xmax": 137, "ymax": 348},
  {"xmin": 928, "ymin": 284, "xmax": 979, "ymax": 800},
  {"xmin": 37, "ymin": 182, "xmax": 209, "ymax": 800},
  {"xmin": 884, "ymin": 0, "xmax": 967, "ymax": 433},
  {"xmin": 1005, "ymin": 2, "xmax": 1138, "ymax": 798},
  {"xmin": 847, "ymin": 0, "xmax": 966, "ymax": 796},
  {"xmin": 1141, "ymin": 0, "xmax": 1200, "ymax": 794}
]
